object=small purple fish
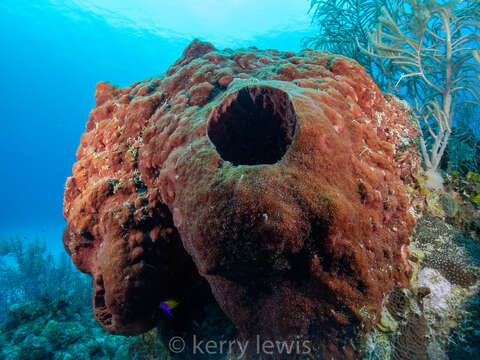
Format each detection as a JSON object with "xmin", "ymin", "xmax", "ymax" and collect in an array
[{"xmin": 159, "ymin": 299, "xmax": 179, "ymax": 317}]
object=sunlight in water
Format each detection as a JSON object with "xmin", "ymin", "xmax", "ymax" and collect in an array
[{"xmin": 64, "ymin": 0, "xmax": 313, "ymax": 46}]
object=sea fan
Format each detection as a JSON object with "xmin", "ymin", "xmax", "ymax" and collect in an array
[
  {"xmin": 360, "ymin": 0, "xmax": 480, "ymax": 172},
  {"xmin": 304, "ymin": 0, "xmax": 405, "ymax": 90}
]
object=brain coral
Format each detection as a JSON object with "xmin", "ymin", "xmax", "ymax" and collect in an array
[{"xmin": 63, "ymin": 39, "xmax": 419, "ymax": 358}]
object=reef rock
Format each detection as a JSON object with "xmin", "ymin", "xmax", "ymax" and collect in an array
[{"xmin": 63, "ymin": 39, "xmax": 419, "ymax": 358}]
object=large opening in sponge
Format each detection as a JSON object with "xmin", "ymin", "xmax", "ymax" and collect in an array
[{"xmin": 208, "ymin": 85, "xmax": 297, "ymax": 165}]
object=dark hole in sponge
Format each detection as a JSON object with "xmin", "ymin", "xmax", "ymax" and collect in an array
[{"xmin": 208, "ymin": 85, "xmax": 297, "ymax": 165}]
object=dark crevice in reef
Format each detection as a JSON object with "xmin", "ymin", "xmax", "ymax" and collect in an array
[
  {"xmin": 208, "ymin": 85, "xmax": 297, "ymax": 166},
  {"xmin": 155, "ymin": 281, "xmax": 237, "ymax": 360},
  {"xmin": 93, "ymin": 275, "xmax": 113, "ymax": 329}
]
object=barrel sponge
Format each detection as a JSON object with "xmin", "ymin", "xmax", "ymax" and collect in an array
[{"xmin": 63, "ymin": 39, "xmax": 420, "ymax": 358}]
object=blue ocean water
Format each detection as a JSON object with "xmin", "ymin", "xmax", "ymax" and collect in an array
[{"xmin": 0, "ymin": 0, "xmax": 313, "ymax": 253}]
